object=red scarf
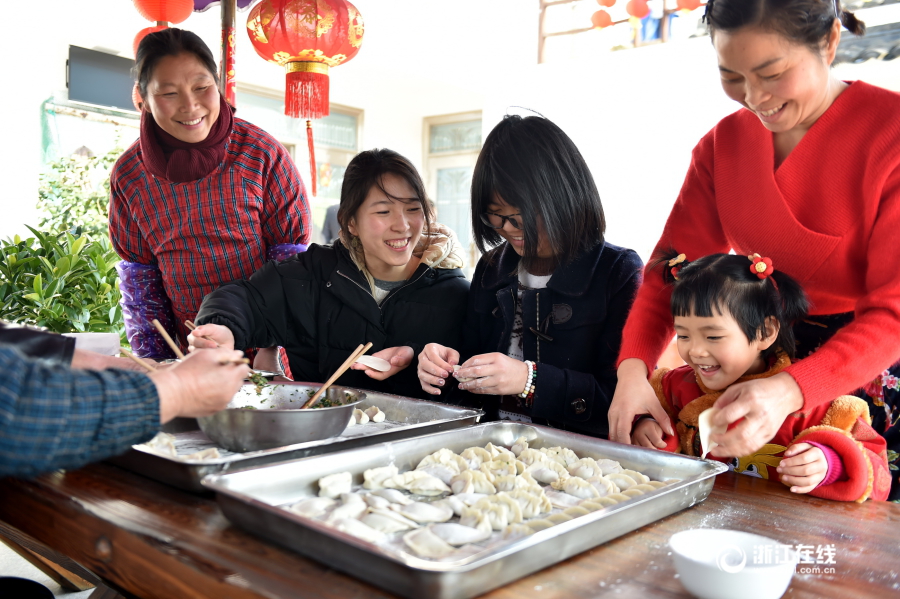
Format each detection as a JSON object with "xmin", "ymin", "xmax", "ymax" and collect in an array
[{"xmin": 140, "ymin": 95, "xmax": 234, "ymax": 183}]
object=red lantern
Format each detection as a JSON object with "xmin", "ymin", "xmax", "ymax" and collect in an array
[
  {"xmin": 247, "ymin": 0, "xmax": 364, "ymax": 196},
  {"xmin": 591, "ymin": 10, "xmax": 613, "ymax": 29},
  {"xmin": 626, "ymin": 0, "xmax": 650, "ymax": 18},
  {"xmin": 597, "ymin": 0, "xmax": 616, "ymax": 7},
  {"xmin": 133, "ymin": 25, "xmax": 168, "ymax": 56},
  {"xmin": 677, "ymin": 0, "xmax": 702, "ymax": 10},
  {"xmin": 132, "ymin": 0, "xmax": 194, "ymax": 24}
]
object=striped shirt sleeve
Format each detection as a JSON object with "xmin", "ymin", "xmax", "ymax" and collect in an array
[{"xmin": 0, "ymin": 345, "xmax": 160, "ymax": 478}]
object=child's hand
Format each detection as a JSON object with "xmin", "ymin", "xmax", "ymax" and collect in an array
[
  {"xmin": 777, "ymin": 443, "xmax": 827, "ymax": 493},
  {"xmin": 633, "ymin": 418, "xmax": 667, "ymax": 449}
]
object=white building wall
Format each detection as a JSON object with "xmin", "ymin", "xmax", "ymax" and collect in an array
[{"xmin": 2, "ymin": 0, "xmax": 899, "ymax": 263}]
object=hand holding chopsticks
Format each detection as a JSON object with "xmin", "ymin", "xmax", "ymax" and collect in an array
[
  {"xmin": 184, "ymin": 320, "xmax": 220, "ymax": 348},
  {"xmin": 303, "ymin": 342, "xmax": 373, "ymax": 409}
]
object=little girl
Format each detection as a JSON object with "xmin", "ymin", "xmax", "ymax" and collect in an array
[{"xmin": 633, "ymin": 252, "xmax": 890, "ymax": 502}]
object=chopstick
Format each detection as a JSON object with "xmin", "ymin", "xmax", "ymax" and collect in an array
[
  {"xmin": 302, "ymin": 342, "xmax": 373, "ymax": 409},
  {"xmin": 184, "ymin": 320, "xmax": 220, "ymax": 347},
  {"xmin": 151, "ymin": 318, "xmax": 185, "ymax": 360},
  {"xmin": 119, "ymin": 348, "xmax": 157, "ymax": 373}
]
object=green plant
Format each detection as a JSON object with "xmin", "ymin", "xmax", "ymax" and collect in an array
[
  {"xmin": 0, "ymin": 226, "xmax": 124, "ymax": 340},
  {"xmin": 37, "ymin": 143, "xmax": 123, "ymax": 239}
]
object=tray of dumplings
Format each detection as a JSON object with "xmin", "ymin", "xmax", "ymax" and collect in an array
[
  {"xmin": 203, "ymin": 421, "xmax": 727, "ymax": 599},
  {"xmin": 108, "ymin": 385, "xmax": 482, "ymax": 492}
]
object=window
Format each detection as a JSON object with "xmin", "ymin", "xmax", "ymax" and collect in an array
[
  {"xmin": 67, "ymin": 46, "xmax": 136, "ymax": 112},
  {"xmin": 424, "ymin": 113, "xmax": 482, "ymax": 275},
  {"xmin": 236, "ymin": 87, "xmax": 362, "ymax": 244}
]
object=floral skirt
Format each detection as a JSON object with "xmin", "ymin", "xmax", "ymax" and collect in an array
[{"xmin": 794, "ymin": 314, "xmax": 900, "ymax": 502}]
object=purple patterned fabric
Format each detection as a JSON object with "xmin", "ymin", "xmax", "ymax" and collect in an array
[
  {"xmin": 193, "ymin": 0, "xmax": 256, "ymax": 12},
  {"xmin": 117, "ymin": 261, "xmax": 178, "ymax": 360},
  {"xmin": 266, "ymin": 243, "xmax": 308, "ymax": 262}
]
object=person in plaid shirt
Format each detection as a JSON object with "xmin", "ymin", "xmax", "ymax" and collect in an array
[{"xmin": 109, "ymin": 29, "xmax": 310, "ymax": 361}]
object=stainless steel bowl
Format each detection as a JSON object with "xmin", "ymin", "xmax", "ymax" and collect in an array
[{"xmin": 197, "ymin": 382, "xmax": 365, "ymax": 452}]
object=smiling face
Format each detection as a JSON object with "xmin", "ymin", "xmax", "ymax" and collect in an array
[
  {"xmin": 144, "ymin": 52, "xmax": 220, "ymax": 143},
  {"xmin": 713, "ymin": 22, "xmax": 841, "ymax": 136},
  {"xmin": 347, "ymin": 173, "xmax": 425, "ymax": 282},
  {"xmin": 485, "ymin": 195, "xmax": 553, "ymax": 259},
  {"xmin": 674, "ymin": 308, "xmax": 778, "ymax": 391}
]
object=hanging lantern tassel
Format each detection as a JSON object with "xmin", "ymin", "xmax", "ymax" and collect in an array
[
  {"xmin": 306, "ymin": 120, "xmax": 317, "ymax": 197},
  {"xmin": 285, "ymin": 62, "xmax": 330, "ymax": 119}
]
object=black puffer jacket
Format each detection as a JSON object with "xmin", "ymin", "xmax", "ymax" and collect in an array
[{"xmin": 196, "ymin": 241, "xmax": 469, "ymax": 399}]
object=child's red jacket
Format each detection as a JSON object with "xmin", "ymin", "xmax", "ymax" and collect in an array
[{"xmin": 646, "ymin": 353, "xmax": 890, "ymax": 502}]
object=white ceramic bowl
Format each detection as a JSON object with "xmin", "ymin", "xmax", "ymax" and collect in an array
[{"xmin": 669, "ymin": 529, "xmax": 797, "ymax": 599}]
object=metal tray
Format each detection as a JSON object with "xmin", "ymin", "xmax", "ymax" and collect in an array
[
  {"xmin": 109, "ymin": 387, "xmax": 482, "ymax": 492},
  {"xmin": 203, "ymin": 422, "xmax": 728, "ymax": 599}
]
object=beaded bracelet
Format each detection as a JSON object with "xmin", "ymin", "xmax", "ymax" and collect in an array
[{"xmin": 519, "ymin": 360, "xmax": 537, "ymax": 406}]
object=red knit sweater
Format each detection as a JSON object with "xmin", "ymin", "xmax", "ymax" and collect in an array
[{"xmin": 618, "ymin": 81, "xmax": 900, "ymax": 409}]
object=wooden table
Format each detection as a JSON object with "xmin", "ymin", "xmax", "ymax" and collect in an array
[{"xmin": 0, "ymin": 463, "xmax": 898, "ymax": 599}]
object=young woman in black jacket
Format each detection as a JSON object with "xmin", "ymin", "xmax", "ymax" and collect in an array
[
  {"xmin": 189, "ymin": 149, "xmax": 469, "ymax": 399},
  {"xmin": 417, "ymin": 115, "xmax": 643, "ymax": 437}
]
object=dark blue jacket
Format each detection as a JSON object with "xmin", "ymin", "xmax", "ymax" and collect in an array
[{"xmin": 458, "ymin": 241, "xmax": 642, "ymax": 437}]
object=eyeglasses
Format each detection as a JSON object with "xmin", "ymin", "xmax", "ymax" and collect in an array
[{"xmin": 480, "ymin": 212, "xmax": 523, "ymax": 230}]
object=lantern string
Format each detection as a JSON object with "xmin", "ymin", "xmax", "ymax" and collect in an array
[{"xmin": 307, "ymin": 120, "xmax": 317, "ymax": 197}]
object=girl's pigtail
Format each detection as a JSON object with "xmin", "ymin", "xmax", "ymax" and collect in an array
[
  {"xmin": 838, "ymin": 2, "xmax": 866, "ymax": 36},
  {"xmin": 650, "ymin": 248, "xmax": 688, "ymax": 285},
  {"xmin": 768, "ymin": 269, "xmax": 810, "ymax": 360}
]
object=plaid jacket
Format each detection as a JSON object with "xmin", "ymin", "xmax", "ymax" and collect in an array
[
  {"xmin": 0, "ymin": 345, "xmax": 159, "ymax": 478},
  {"xmin": 109, "ymin": 117, "xmax": 311, "ymax": 342}
]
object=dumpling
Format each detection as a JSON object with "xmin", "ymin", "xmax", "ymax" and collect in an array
[
  {"xmin": 383, "ymin": 470, "xmax": 451, "ymax": 496},
  {"xmin": 418, "ymin": 464, "xmax": 459, "ymax": 485},
  {"xmin": 544, "ymin": 489, "xmax": 584, "ymax": 509},
  {"xmin": 595, "ymin": 458, "xmax": 623, "ymax": 475},
  {"xmin": 140, "ymin": 432, "xmax": 178, "ymax": 457},
  {"xmin": 632, "ymin": 483, "xmax": 657, "ymax": 493},
  {"xmin": 351, "ymin": 408, "xmax": 369, "ymax": 425},
  {"xmin": 403, "ymin": 527, "xmax": 456, "ymax": 559},
  {"xmin": 363, "ymin": 464, "xmax": 399, "ymax": 490},
  {"xmin": 516, "ymin": 448, "xmax": 548, "ymax": 467},
  {"xmin": 429, "ymin": 521, "xmax": 492, "ymax": 546},
  {"xmin": 606, "ymin": 493, "xmax": 632, "ymax": 503},
  {"xmin": 318, "ymin": 471, "xmax": 352, "ymax": 498},
  {"xmin": 563, "ymin": 505, "xmax": 591, "ymax": 518},
  {"xmin": 605, "ymin": 472, "xmax": 638, "ymax": 491},
  {"xmin": 502, "ymin": 523, "xmax": 534, "ymax": 540},
  {"xmin": 552, "ymin": 476, "xmax": 600, "ymax": 500},
  {"xmin": 622, "ymin": 488, "xmax": 646, "ymax": 498},
  {"xmin": 567, "ymin": 457, "xmax": 604, "ymax": 479},
  {"xmin": 326, "ymin": 498, "xmax": 368, "ymax": 522},
  {"xmin": 285, "ymin": 496, "xmax": 337, "ymax": 518},
  {"xmin": 493, "ymin": 471, "xmax": 539, "ymax": 493},
  {"xmin": 364, "ymin": 494, "xmax": 392, "ymax": 510},
  {"xmin": 332, "ymin": 518, "xmax": 386, "ymax": 544},
  {"xmin": 485, "ymin": 442, "xmax": 516, "ymax": 461},
  {"xmin": 450, "ymin": 470, "xmax": 496, "ymax": 495},
  {"xmin": 620, "ymin": 469, "xmax": 651, "ymax": 485},
  {"xmin": 646, "ymin": 480, "xmax": 671, "ymax": 489},
  {"xmin": 182, "ymin": 447, "xmax": 221, "ymax": 461},
  {"xmin": 585, "ymin": 475, "xmax": 620, "ymax": 497},
  {"xmin": 526, "ymin": 459, "xmax": 569, "ymax": 484},
  {"xmin": 506, "ymin": 488, "xmax": 552, "ymax": 518},
  {"xmin": 510, "ymin": 436, "xmax": 529, "ymax": 457},
  {"xmin": 525, "ymin": 519, "xmax": 555, "ymax": 532},
  {"xmin": 361, "ymin": 508, "xmax": 419, "ymax": 533},
  {"xmin": 546, "ymin": 512, "xmax": 573, "ymax": 524},
  {"xmin": 437, "ymin": 493, "xmax": 487, "ymax": 516},
  {"xmin": 479, "ymin": 459, "xmax": 522, "ymax": 479},
  {"xmin": 583, "ymin": 496, "xmax": 620, "ymax": 508},
  {"xmin": 540, "ymin": 446, "xmax": 580, "ymax": 468},
  {"xmin": 491, "ymin": 493, "xmax": 524, "ymax": 524},
  {"xmin": 462, "ymin": 502, "xmax": 508, "ymax": 531},
  {"xmin": 371, "ymin": 488, "xmax": 414, "ymax": 505},
  {"xmin": 460, "ymin": 446, "xmax": 493, "ymax": 469},
  {"xmin": 391, "ymin": 501, "xmax": 454, "ymax": 524},
  {"xmin": 416, "ymin": 448, "xmax": 468, "ymax": 474},
  {"xmin": 364, "ymin": 406, "xmax": 386, "ymax": 423}
]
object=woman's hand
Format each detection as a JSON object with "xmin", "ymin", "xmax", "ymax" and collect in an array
[
  {"xmin": 777, "ymin": 443, "xmax": 828, "ymax": 494},
  {"xmin": 455, "ymin": 353, "xmax": 529, "ymax": 396},
  {"xmin": 350, "ymin": 346, "xmax": 413, "ymax": 381},
  {"xmin": 187, "ymin": 323, "xmax": 234, "ymax": 351},
  {"xmin": 417, "ymin": 343, "xmax": 460, "ymax": 395},
  {"xmin": 709, "ymin": 372, "xmax": 804, "ymax": 458},
  {"xmin": 608, "ymin": 358, "xmax": 674, "ymax": 445},
  {"xmin": 632, "ymin": 418, "xmax": 668, "ymax": 450}
]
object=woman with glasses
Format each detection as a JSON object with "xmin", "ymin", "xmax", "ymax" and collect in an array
[{"xmin": 416, "ymin": 115, "xmax": 643, "ymax": 437}]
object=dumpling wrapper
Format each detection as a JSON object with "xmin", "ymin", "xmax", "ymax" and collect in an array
[
  {"xmin": 355, "ymin": 355, "xmax": 392, "ymax": 372},
  {"xmin": 698, "ymin": 407, "xmax": 725, "ymax": 459},
  {"xmin": 453, "ymin": 364, "xmax": 475, "ymax": 383}
]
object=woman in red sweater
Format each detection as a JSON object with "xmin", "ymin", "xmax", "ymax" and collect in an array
[{"xmin": 609, "ymin": 0, "xmax": 900, "ymax": 499}]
